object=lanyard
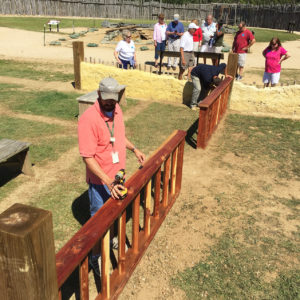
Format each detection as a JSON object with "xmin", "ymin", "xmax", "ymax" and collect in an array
[{"xmin": 105, "ymin": 119, "xmax": 115, "ymax": 146}]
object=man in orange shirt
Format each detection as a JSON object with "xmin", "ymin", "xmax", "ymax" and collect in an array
[{"xmin": 78, "ymin": 78, "xmax": 145, "ymax": 212}]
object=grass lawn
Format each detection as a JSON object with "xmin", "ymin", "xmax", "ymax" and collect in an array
[
  {"xmin": 0, "ymin": 83, "xmax": 80, "ymax": 120},
  {"xmin": 0, "ymin": 59, "xmax": 73, "ymax": 82},
  {"xmin": 172, "ymin": 113, "xmax": 300, "ymax": 299}
]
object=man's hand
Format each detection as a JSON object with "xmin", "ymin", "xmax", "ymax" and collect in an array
[
  {"xmin": 134, "ymin": 148, "xmax": 146, "ymax": 165},
  {"xmin": 182, "ymin": 60, "xmax": 186, "ymax": 66},
  {"xmin": 154, "ymin": 41, "xmax": 157, "ymax": 47},
  {"xmin": 110, "ymin": 184, "xmax": 126, "ymax": 200},
  {"xmin": 242, "ymin": 47, "xmax": 248, "ymax": 51}
]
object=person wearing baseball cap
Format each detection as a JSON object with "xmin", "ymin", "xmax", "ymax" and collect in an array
[
  {"xmin": 78, "ymin": 77, "xmax": 146, "ymax": 275},
  {"xmin": 178, "ymin": 23, "xmax": 198, "ymax": 80},
  {"xmin": 166, "ymin": 13, "xmax": 184, "ymax": 70}
]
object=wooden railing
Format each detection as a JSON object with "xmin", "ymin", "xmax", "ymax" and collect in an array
[
  {"xmin": 56, "ymin": 130, "xmax": 186, "ymax": 299},
  {"xmin": 197, "ymin": 76, "xmax": 234, "ymax": 149}
]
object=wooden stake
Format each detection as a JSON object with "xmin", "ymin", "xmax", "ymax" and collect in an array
[{"xmin": 73, "ymin": 41, "xmax": 84, "ymax": 89}]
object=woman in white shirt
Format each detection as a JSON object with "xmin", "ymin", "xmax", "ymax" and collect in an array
[{"xmin": 114, "ymin": 30, "xmax": 137, "ymax": 69}]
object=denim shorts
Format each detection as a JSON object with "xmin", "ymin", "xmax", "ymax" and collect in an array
[
  {"xmin": 88, "ymin": 183, "xmax": 111, "ymax": 216},
  {"xmin": 154, "ymin": 41, "xmax": 166, "ymax": 59}
]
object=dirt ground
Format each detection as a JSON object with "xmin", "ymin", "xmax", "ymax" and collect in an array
[{"xmin": 0, "ymin": 26, "xmax": 299, "ymax": 299}]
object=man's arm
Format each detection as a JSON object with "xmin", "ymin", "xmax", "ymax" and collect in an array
[
  {"xmin": 180, "ymin": 47, "xmax": 185, "ymax": 65},
  {"xmin": 125, "ymin": 137, "xmax": 146, "ymax": 164},
  {"xmin": 83, "ymin": 157, "xmax": 113, "ymax": 187}
]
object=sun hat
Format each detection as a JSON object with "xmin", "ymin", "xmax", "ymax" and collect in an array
[
  {"xmin": 99, "ymin": 78, "xmax": 126, "ymax": 101},
  {"xmin": 174, "ymin": 14, "xmax": 180, "ymax": 21},
  {"xmin": 188, "ymin": 23, "xmax": 199, "ymax": 30}
]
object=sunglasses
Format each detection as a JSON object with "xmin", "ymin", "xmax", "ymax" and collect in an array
[{"xmin": 126, "ymin": 36, "xmax": 131, "ymax": 38}]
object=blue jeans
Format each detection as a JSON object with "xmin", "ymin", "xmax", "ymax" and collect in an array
[
  {"xmin": 154, "ymin": 41, "xmax": 166, "ymax": 60},
  {"xmin": 118, "ymin": 58, "xmax": 135, "ymax": 69},
  {"xmin": 88, "ymin": 183, "xmax": 111, "ymax": 216}
]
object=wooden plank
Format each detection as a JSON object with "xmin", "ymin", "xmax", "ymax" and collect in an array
[
  {"xmin": 162, "ymin": 156, "xmax": 171, "ymax": 207},
  {"xmin": 132, "ymin": 194, "xmax": 140, "ymax": 254},
  {"xmin": 144, "ymin": 181, "xmax": 151, "ymax": 237},
  {"xmin": 175, "ymin": 141, "xmax": 185, "ymax": 195},
  {"xmin": 0, "ymin": 203, "xmax": 58, "ymax": 300},
  {"xmin": 101, "ymin": 230, "xmax": 110, "ymax": 299},
  {"xmin": 153, "ymin": 167, "xmax": 161, "ymax": 219},
  {"xmin": 170, "ymin": 148, "xmax": 178, "ymax": 196},
  {"xmin": 118, "ymin": 210, "xmax": 126, "ymax": 275},
  {"xmin": 227, "ymin": 52, "xmax": 238, "ymax": 78},
  {"xmin": 0, "ymin": 139, "xmax": 30, "ymax": 162},
  {"xmin": 79, "ymin": 256, "xmax": 89, "ymax": 300}
]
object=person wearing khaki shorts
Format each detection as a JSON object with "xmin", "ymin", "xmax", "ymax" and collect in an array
[{"xmin": 178, "ymin": 23, "xmax": 198, "ymax": 80}]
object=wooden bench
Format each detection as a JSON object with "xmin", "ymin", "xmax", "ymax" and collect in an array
[
  {"xmin": 0, "ymin": 139, "xmax": 33, "ymax": 176},
  {"xmin": 158, "ymin": 50, "xmax": 224, "ymax": 74},
  {"xmin": 77, "ymin": 88, "xmax": 126, "ymax": 118}
]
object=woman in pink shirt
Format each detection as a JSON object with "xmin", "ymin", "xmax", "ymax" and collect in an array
[
  {"xmin": 153, "ymin": 13, "xmax": 167, "ymax": 68},
  {"xmin": 262, "ymin": 37, "xmax": 290, "ymax": 87}
]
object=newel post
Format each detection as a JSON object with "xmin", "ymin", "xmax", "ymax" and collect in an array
[
  {"xmin": 0, "ymin": 203, "xmax": 58, "ymax": 300},
  {"xmin": 73, "ymin": 41, "xmax": 84, "ymax": 90}
]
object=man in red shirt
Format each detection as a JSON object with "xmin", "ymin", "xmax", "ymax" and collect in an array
[
  {"xmin": 78, "ymin": 77, "xmax": 145, "ymax": 276},
  {"xmin": 232, "ymin": 21, "xmax": 255, "ymax": 80}
]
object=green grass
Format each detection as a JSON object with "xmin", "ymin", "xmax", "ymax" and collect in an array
[
  {"xmin": 0, "ymin": 83, "xmax": 80, "ymax": 120},
  {"xmin": 0, "ymin": 59, "xmax": 73, "ymax": 82},
  {"xmin": 249, "ymin": 27, "xmax": 300, "ymax": 43},
  {"xmin": 218, "ymin": 114, "xmax": 300, "ymax": 179}
]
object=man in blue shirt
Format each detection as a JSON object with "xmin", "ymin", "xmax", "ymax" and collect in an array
[
  {"xmin": 166, "ymin": 13, "xmax": 184, "ymax": 70},
  {"xmin": 190, "ymin": 63, "xmax": 227, "ymax": 109}
]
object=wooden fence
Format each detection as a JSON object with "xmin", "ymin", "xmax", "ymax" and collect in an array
[
  {"xmin": 213, "ymin": 4, "xmax": 300, "ymax": 31},
  {"xmin": 0, "ymin": 0, "xmax": 211, "ymax": 21},
  {"xmin": 197, "ymin": 76, "xmax": 233, "ymax": 149},
  {"xmin": 0, "ymin": 130, "xmax": 186, "ymax": 299}
]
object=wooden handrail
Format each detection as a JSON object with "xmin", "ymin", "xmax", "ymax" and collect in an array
[
  {"xmin": 199, "ymin": 76, "xmax": 233, "ymax": 109},
  {"xmin": 197, "ymin": 77, "xmax": 234, "ymax": 149},
  {"xmin": 56, "ymin": 130, "xmax": 186, "ymax": 291}
]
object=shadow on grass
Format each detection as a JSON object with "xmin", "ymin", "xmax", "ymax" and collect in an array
[
  {"xmin": 0, "ymin": 164, "xmax": 21, "ymax": 187},
  {"xmin": 185, "ymin": 118, "xmax": 199, "ymax": 149}
]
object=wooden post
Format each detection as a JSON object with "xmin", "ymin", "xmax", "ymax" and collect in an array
[
  {"xmin": 79, "ymin": 256, "xmax": 89, "ymax": 299},
  {"xmin": 101, "ymin": 230, "xmax": 110, "ymax": 299},
  {"xmin": 227, "ymin": 52, "xmax": 238, "ymax": 78},
  {"xmin": 0, "ymin": 203, "xmax": 58, "ymax": 300},
  {"xmin": 118, "ymin": 210, "xmax": 126, "ymax": 274},
  {"xmin": 162, "ymin": 156, "xmax": 171, "ymax": 207},
  {"xmin": 73, "ymin": 41, "xmax": 84, "ymax": 90},
  {"xmin": 144, "ymin": 181, "xmax": 151, "ymax": 236},
  {"xmin": 132, "ymin": 194, "xmax": 140, "ymax": 254}
]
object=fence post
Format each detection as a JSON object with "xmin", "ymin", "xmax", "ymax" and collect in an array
[
  {"xmin": 0, "ymin": 203, "xmax": 58, "ymax": 300},
  {"xmin": 73, "ymin": 41, "xmax": 84, "ymax": 90}
]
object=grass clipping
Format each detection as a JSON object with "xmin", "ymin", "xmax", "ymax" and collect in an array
[
  {"xmin": 230, "ymin": 82, "xmax": 300, "ymax": 117},
  {"xmin": 81, "ymin": 62, "xmax": 192, "ymax": 103}
]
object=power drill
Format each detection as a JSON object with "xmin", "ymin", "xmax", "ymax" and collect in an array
[{"xmin": 114, "ymin": 169, "xmax": 127, "ymax": 199}]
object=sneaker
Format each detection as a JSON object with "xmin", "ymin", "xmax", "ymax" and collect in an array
[
  {"xmin": 190, "ymin": 105, "xmax": 198, "ymax": 111},
  {"xmin": 236, "ymin": 75, "xmax": 243, "ymax": 81},
  {"xmin": 89, "ymin": 254, "xmax": 101, "ymax": 277},
  {"xmin": 172, "ymin": 66, "xmax": 176, "ymax": 71},
  {"xmin": 167, "ymin": 66, "xmax": 171, "ymax": 70}
]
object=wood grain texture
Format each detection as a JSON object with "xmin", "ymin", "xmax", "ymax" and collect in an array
[
  {"xmin": 118, "ymin": 210, "xmax": 126, "ymax": 275},
  {"xmin": 0, "ymin": 139, "xmax": 30, "ymax": 163},
  {"xmin": 101, "ymin": 230, "xmax": 110, "ymax": 299},
  {"xmin": 0, "ymin": 203, "xmax": 58, "ymax": 300},
  {"xmin": 80, "ymin": 256, "xmax": 89, "ymax": 300}
]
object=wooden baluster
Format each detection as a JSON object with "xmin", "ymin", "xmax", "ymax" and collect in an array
[
  {"xmin": 175, "ymin": 141, "xmax": 185, "ymax": 195},
  {"xmin": 118, "ymin": 210, "xmax": 126, "ymax": 274},
  {"xmin": 162, "ymin": 156, "xmax": 171, "ymax": 207},
  {"xmin": 132, "ymin": 194, "xmax": 140, "ymax": 254},
  {"xmin": 153, "ymin": 167, "xmax": 161, "ymax": 219},
  {"xmin": 89, "ymin": 57, "xmax": 92, "ymax": 63},
  {"xmin": 170, "ymin": 148, "xmax": 178, "ymax": 196},
  {"xmin": 80, "ymin": 256, "xmax": 89, "ymax": 299},
  {"xmin": 144, "ymin": 64, "xmax": 146, "ymax": 72},
  {"xmin": 101, "ymin": 230, "xmax": 110, "ymax": 299},
  {"xmin": 144, "ymin": 181, "xmax": 151, "ymax": 236}
]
